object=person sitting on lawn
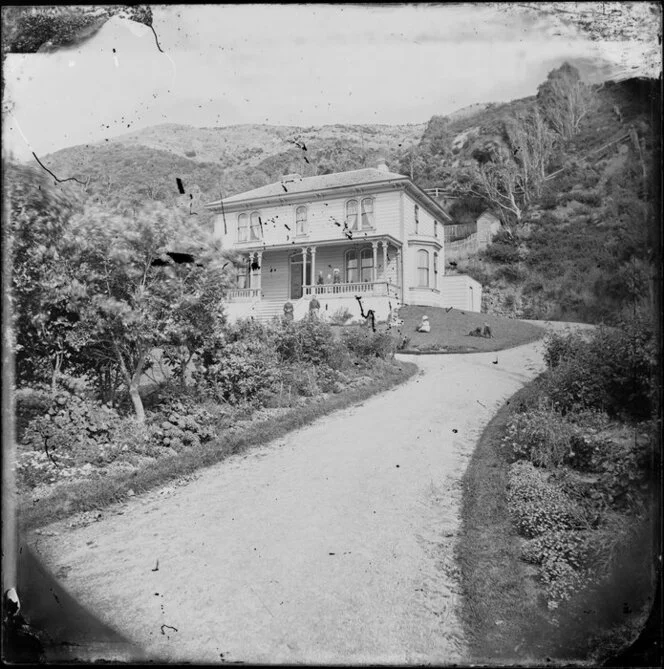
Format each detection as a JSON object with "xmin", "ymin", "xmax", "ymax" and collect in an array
[{"xmin": 417, "ymin": 315, "xmax": 431, "ymax": 333}]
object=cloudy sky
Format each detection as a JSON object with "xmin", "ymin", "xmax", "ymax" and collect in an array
[{"xmin": 3, "ymin": 3, "xmax": 660, "ymax": 162}]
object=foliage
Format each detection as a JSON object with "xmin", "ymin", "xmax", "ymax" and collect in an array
[
  {"xmin": 194, "ymin": 337, "xmax": 279, "ymax": 405},
  {"xmin": 60, "ymin": 202, "xmax": 231, "ymax": 420},
  {"xmin": 537, "ymin": 62, "xmax": 595, "ymax": 141},
  {"xmin": 522, "ymin": 529, "xmax": 595, "ymax": 606},
  {"xmin": 507, "ymin": 461, "xmax": 588, "ymax": 539},
  {"xmin": 502, "ymin": 407, "xmax": 582, "ymax": 468},
  {"xmin": 341, "ymin": 328, "xmax": 398, "ymax": 360},
  {"xmin": 22, "ymin": 389, "xmax": 124, "ymax": 467},
  {"xmin": 274, "ymin": 318, "xmax": 348, "ymax": 368},
  {"xmin": 148, "ymin": 396, "xmax": 215, "ymax": 451},
  {"xmin": 480, "ymin": 229, "xmax": 520, "ymax": 264},
  {"xmin": 329, "ymin": 307, "xmax": 354, "ymax": 325},
  {"xmin": 543, "ymin": 319, "xmax": 655, "ymax": 421},
  {"xmin": 7, "ymin": 164, "xmax": 84, "ymax": 389}
]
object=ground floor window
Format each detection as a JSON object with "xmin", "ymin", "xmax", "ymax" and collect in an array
[
  {"xmin": 417, "ymin": 249, "xmax": 429, "ymax": 287},
  {"xmin": 346, "ymin": 248, "xmax": 373, "ymax": 283},
  {"xmin": 237, "ymin": 257, "xmax": 251, "ymax": 289}
]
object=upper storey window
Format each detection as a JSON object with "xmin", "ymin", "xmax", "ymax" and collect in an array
[
  {"xmin": 346, "ymin": 198, "xmax": 375, "ymax": 231},
  {"xmin": 238, "ymin": 211, "xmax": 262, "ymax": 242},
  {"xmin": 238, "ymin": 213, "xmax": 248, "ymax": 242},
  {"xmin": 250, "ymin": 212, "xmax": 261, "ymax": 240},
  {"xmin": 296, "ymin": 206, "xmax": 308, "ymax": 236}
]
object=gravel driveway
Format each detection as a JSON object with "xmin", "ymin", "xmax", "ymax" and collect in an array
[{"xmin": 28, "ymin": 328, "xmax": 566, "ymax": 664}]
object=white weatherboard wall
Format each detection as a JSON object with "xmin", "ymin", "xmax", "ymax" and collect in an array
[
  {"xmin": 439, "ymin": 275, "xmax": 483, "ymax": 312},
  {"xmin": 214, "ymin": 190, "xmax": 402, "ymax": 249}
]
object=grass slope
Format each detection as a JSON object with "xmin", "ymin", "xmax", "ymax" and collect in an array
[{"xmin": 397, "ymin": 305, "xmax": 544, "ymax": 353}]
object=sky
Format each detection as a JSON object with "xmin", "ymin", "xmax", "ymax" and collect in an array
[{"xmin": 3, "ymin": 3, "xmax": 661, "ymax": 163}]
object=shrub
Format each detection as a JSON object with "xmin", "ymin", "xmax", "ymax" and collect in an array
[
  {"xmin": 522, "ymin": 529, "xmax": 596, "ymax": 606},
  {"xmin": 341, "ymin": 328, "xmax": 397, "ymax": 360},
  {"xmin": 539, "ymin": 190, "xmax": 559, "ymax": 210},
  {"xmin": 542, "ymin": 320, "xmax": 656, "ymax": 421},
  {"xmin": 543, "ymin": 330, "xmax": 587, "ymax": 369},
  {"xmin": 148, "ymin": 396, "xmax": 215, "ymax": 452},
  {"xmin": 502, "ymin": 407, "xmax": 581, "ymax": 468},
  {"xmin": 481, "ymin": 236, "xmax": 520, "ymax": 264},
  {"xmin": 495, "ymin": 264, "xmax": 526, "ymax": 283},
  {"xmin": 22, "ymin": 390, "xmax": 125, "ymax": 466},
  {"xmin": 592, "ymin": 428, "xmax": 654, "ymax": 511},
  {"xmin": 194, "ymin": 338, "xmax": 279, "ymax": 404},
  {"xmin": 507, "ymin": 461, "xmax": 589, "ymax": 539},
  {"xmin": 16, "ymin": 389, "xmax": 51, "ymax": 443},
  {"xmin": 329, "ymin": 307, "xmax": 353, "ymax": 325},
  {"xmin": 274, "ymin": 319, "xmax": 346, "ymax": 368}
]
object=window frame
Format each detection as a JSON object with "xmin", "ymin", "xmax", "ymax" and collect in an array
[
  {"xmin": 360, "ymin": 197, "xmax": 375, "ymax": 230},
  {"xmin": 238, "ymin": 213, "xmax": 248, "ymax": 242},
  {"xmin": 345, "ymin": 249, "xmax": 359, "ymax": 283},
  {"xmin": 417, "ymin": 249, "xmax": 429, "ymax": 287},
  {"xmin": 360, "ymin": 248, "xmax": 373, "ymax": 282},
  {"xmin": 345, "ymin": 199, "xmax": 359, "ymax": 231},
  {"xmin": 249, "ymin": 211, "xmax": 262, "ymax": 241},
  {"xmin": 295, "ymin": 205, "xmax": 308, "ymax": 236}
]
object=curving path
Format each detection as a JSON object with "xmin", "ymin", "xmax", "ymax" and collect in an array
[{"xmin": 28, "ymin": 324, "xmax": 579, "ymax": 664}]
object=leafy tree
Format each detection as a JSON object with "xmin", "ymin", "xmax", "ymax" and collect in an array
[
  {"xmin": 460, "ymin": 109, "xmax": 556, "ymax": 225},
  {"xmin": 7, "ymin": 164, "xmax": 84, "ymax": 392},
  {"xmin": 62, "ymin": 203, "xmax": 232, "ymax": 421},
  {"xmin": 537, "ymin": 63, "xmax": 594, "ymax": 141}
]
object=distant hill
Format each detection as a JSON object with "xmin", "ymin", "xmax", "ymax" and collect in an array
[{"xmin": 41, "ymin": 122, "xmax": 427, "ymax": 224}]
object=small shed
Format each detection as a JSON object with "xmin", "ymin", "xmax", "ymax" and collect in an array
[{"xmin": 476, "ymin": 211, "xmax": 501, "ymax": 250}]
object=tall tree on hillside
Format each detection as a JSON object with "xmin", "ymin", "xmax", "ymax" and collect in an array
[
  {"xmin": 537, "ymin": 62, "xmax": 594, "ymax": 141},
  {"xmin": 458, "ymin": 109, "xmax": 556, "ymax": 225},
  {"xmin": 503, "ymin": 108, "xmax": 557, "ymax": 203}
]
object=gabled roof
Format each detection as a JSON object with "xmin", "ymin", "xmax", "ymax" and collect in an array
[{"xmin": 208, "ymin": 168, "xmax": 408, "ymax": 206}]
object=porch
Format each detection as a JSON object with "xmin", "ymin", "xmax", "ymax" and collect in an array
[{"xmin": 224, "ymin": 238, "xmax": 403, "ymax": 322}]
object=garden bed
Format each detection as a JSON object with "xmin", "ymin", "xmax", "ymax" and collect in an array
[
  {"xmin": 456, "ymin": 321, "xmax": 658, "ymax": 664},
  {"xmin": 18, "ymin": 355, "xmax": 417, "ymax": 531}
]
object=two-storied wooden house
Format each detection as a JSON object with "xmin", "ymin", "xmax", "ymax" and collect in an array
[{"xmin": 206, "ymin": 161, "xmax": 482, "ymax": 323}]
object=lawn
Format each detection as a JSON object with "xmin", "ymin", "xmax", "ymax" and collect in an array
[{"xmin": 394, "ymin": 306, "xmax": 544, "ymax": 353}]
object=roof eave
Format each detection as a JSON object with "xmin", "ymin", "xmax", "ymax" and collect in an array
[{"xmin": 205, "ymin": 177, "xmax": 409, "ymax": 212}]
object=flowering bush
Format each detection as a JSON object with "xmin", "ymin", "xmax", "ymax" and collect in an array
[
  {"xmin": 521, "ymin": 529, "xmax": 595, "ymax": 606},
  {"xmin": 507, "ymin": 461, "xmax": 588, "ymax": 538}
]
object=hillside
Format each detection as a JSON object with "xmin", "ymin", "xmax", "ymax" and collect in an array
[
  {"xmin": 427, "ymin": 77, "xmax": 660, "ymax": 323},
  {"xmin": 41, "ymin": 122, "xmax": 426, "ymax": 224}
]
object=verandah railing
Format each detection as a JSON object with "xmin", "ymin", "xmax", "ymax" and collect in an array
[{"xmin": 304, "ymin": 281, "xmax": 400, "ymax": 298}]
